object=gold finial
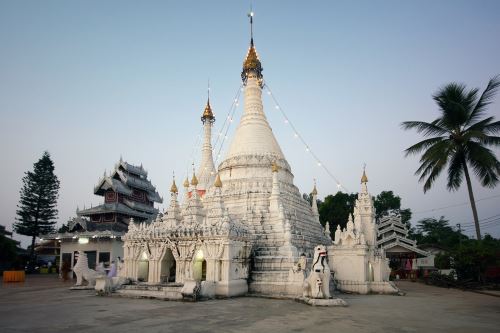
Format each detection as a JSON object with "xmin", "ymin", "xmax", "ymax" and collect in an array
[
  {"xmin": 201, "ymin": 80, "xmax": 215, "ymax": 123},
  {"xmin": 190, "ymin": 163, "xmax": 199, "ymax": 186},
  {"xmin": 311, "ymin": 179, "xmax": 318, "ymax": 196},
  {"xmin": 241, "ymin": 9, "xmax": 263, "ymax": 84},
  {"xmin": 361, "ymin": 164, "xmax": 368, "ymax": 183},
  {"xmin": 191, "ymin": 174, "xmax": 199, "ymax": 186},
  {"xmin": 214, "ymin": 173, "xmax": 222, "ymax": 188},
  {"xmin": 183, "ymin": 177, "xmax": 189, "ymax": 188},
  {"xmin": 170, "ymin": 180, "xmax": 178, "ymax": 194},
  {"xmin": 271, "ymin": 161, "xmax": 279, "ymax": 173}
]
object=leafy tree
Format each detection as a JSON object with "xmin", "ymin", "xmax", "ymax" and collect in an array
[
  {"xmin": 450, "ymin": 235, "xmax": 500, "ymax": 282},
  {"xmin": 57, "ymin": 223, "xmax": 70, "ymax": 233},
  {"xmin": 374, "ymin": 191, "xmax": 401, "ymax": 217},
  {"xmin": 402, "ymin": 76, "xmax": 500, "ymax": 240},
  {"xmin": 373, "ymin": 191, "xmax": 413, "ymax": 228},
  {"xmin": 318, "ymin": 192, "xmax": 357, "ymax": 236},
  {"xmin": 13, "ymin": 152, "xmax": 60, "ymax": 271},
  {"xmin": 302, "ymin": 193, "xmax": 321, "ymax": 207},
  {"xmin": 412, "ymin": 216, "xmax": 466, "ymax": 248},
  {"xmin": 0, "ymin": 234, "xmax": 18, "ymax": 269}
]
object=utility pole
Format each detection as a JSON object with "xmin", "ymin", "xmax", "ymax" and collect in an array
[{"xmin": 456, "ymin": 223, "xmax": 462, "ymax": 247}]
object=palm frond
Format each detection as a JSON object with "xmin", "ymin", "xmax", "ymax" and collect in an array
[
  {"xmin": 413, "ymin": 140, "xmax": 451, "ymax": 192},
  {"xmin": 447, "ymin": 150, "xmax": 464, "ymax": 191},
  {"xmin": 466, "ymin": 116, "xmax": 495, "ymax": 132},
  {"xmin": 422, "ymin": 157, "xmax": 448, "ymax": 193},
  {"xmin": 479, "ymin": 135, "xmax": 500, "ymax": 146},
  {"xmin": 433, "ymin": 83, "xmax": 470, "ymax": 128},
  {"xmin": 466, "ymin": 141, "xmax": 500, "ymax": 187},
  {"xmin": 401, "ymin": 120, "xmax": 448, "ymax": 137},
  {"xmin": 482, "ymin": 120, "xmax": 500, "ymax": 135},
  {"xmin": 404, "ymin": 137, "xmax": 446, "ymax": 157},
  {"xmin": 466, "ymin": 75, "xmax": 500, "ymax": 126}
]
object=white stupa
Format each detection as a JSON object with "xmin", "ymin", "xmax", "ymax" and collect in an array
[{"xmin": 120, "ymin": 13, "xmax": 330, "ymax": 298}]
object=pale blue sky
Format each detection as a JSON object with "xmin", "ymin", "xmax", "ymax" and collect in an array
[{"xmin": 1, "ymin": 0, "xmax": 499, "ymax": 247}]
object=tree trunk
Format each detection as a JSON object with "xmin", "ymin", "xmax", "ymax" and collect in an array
[
  {"xmin": 30, "ymin": 235, "xmax": 36, "ymax": 272},
  {"xmin": 462, "ymin": 161, "xmax": 481, "ymax": 240}
]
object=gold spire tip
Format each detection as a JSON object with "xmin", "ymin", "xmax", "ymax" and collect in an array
[
  {"xmin": 311, "ymin": 181, "xmax": 318, "ymax": 196},
  {"xmin": 191, "ymin": 173, "xmax": 199, "ymax": 186},
  {"xmin": 214, "ymin": 173, "xmax": 222, "ymax": 188},
  {"xmin": 170, "ymin": 179, "xmax": 178, "ymax": 193},
  {"xmin": 183, "ymin": 177, "xmax": 190, "ymax": 188},
  {"xmin": 361, "ymin": 170, "xmax": 368, "ymax": 183}
]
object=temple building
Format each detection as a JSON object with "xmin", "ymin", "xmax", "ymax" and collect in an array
[
  {"xmin": 43, "ymin": 159, "xmax": 162, "ymax": 275},
  {"xmin": 78, "ymin": 157, "xmax": 162, "ymax": 228},
  {"xmin": 120, "ymin": 15, "xmax": 331, "ymax": 299},
  {"xmin": 377, "ymin": 215, "xmax": 432, "ymax": 277},
  {"xmin": 327, "ymin": 171, "xmax": 398, "ymax": 294}
]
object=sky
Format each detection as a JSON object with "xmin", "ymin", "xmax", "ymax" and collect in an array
[{"xmin": 1, "ymin": 0, "xmax": 499, "ymax": 247}]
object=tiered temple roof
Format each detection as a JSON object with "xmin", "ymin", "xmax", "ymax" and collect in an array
[
  {"xmin": 377, "ymin": 215, "xmax": 429, "ymax": 257},
  {"xmin": 77, "ymin": 158, "xmax": 162, "ymax": 229}
]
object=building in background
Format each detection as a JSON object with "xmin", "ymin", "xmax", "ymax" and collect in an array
[
  {"xmin": 377, "ymin": 215, "xmax": 432, "ymax": 278},
  {"xmin": 43, "ymin": 159, "xmax": 162, "ymax": 275}
]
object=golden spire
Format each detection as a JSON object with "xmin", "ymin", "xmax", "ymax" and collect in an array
[
  {"xmin": 214, "ymin": 173, "xmax": 222, "ymax": 188},
  {"xmin": 183, "ymin": 177, "xmax": 190, "ymax": 188},
  {"xmin": 191, "ymin": 174, "xmax": 199, "ymax": 186},
  {"xmin": 241, "ymin": 10, "xmax": 263, "ymax": 84},
  {"xmin": 311, "ymin": 179, "xmax": 318, "ymax": 196},
  {"xmin": 190, "ymin": 163, "xmax": 198, "ymax": 186},
  {"xmin": 271, "ymin": 161, "xmax": 279, "ymax": 173},
  {"xmin": 170, "ymin": 180, "xmax": 178, "ymax": 194},
  {"xmin": 361, "ymin": 165, "xmax": 368, "ymax": 183},
  {"xmin": 201, "ymin": 81, "xmax": 215, "ymax": 123}
]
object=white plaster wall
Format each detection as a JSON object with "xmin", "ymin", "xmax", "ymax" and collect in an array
[{"xmin": 59, "ymin": 239, "xmax": 124, "ymax": 273}]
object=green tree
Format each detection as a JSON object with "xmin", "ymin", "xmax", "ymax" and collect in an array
[
  {"xmin": 412, "ymin": 216, "xmax": 465, "ymax": 248},
  {"xmin": 318, "ymin": 192, "xmax": 357, "ymax": 235},
  {"xmin": 0, "ymin": 234, "xmax": 18, "ymax": 270},
  {"xmin": 57, "ymin": 223, "xmax": 70, "ymax": 233},
  {"xmin": 450, "ymin": 235, "xmax": 500, "ymax": 282},
  {"xmin": 373, "ymin": 191, "xmax": 413, "ymax": 228},
  {"xmin": 402, "ymin": 76, "xmax": 500, "ymax": 240},
  {"xmin": 14, "ymin": 152, "xmax": 60, "ymax": 271}
]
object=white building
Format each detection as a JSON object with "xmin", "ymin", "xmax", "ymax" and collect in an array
[
  {"xmin": 327, "ymin": 171, "xmax": 398, "ymax": 294},
  {"xmin": 121, "ymin": 17, "xmax": 330, "ymax": 299}
]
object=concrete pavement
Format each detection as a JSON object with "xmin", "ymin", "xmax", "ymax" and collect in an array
[{"xmin": 1, "ymin": 275, "xmax": 499, "ymax": 333}]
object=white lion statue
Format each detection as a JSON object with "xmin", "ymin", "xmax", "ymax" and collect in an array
[
  {"xmin": 73, "ymin": 251, "xmax": 104, "ymax": 287},
  {"xmin": 303, "ymin": 245, "xmax": 331, "ymax": 299}
]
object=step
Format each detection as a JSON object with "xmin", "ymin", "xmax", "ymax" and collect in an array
[
  {"xmin": 116, "ymin": 283, "xmax": 184, "ymax": 300},
  {"xmin": 250, "ymin": 270, "xmax": 290, "ymax": 282}
]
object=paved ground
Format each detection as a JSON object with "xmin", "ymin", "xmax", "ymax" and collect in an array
[{"xmin": 1, "ymin": 275, "xmax": 499, "ymax": 333}]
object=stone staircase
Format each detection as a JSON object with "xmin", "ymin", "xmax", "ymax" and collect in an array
[
  {"xmin": 248, "ymin": 246, "xmax": 301, "ymax": 296},
  {"xmin": 115, "ymin": 283, "xmax": 184, "ymax": 300}
]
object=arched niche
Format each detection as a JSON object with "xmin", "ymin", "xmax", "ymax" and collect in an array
[
  {"xmin": 137, "ymin": 251, "xmax": 149, "ymax": 282},
  {"xmin": 160, "ymin": 248, "xmax": 177, "ymax": 283},
  {"xmin": 192, "ymin": 249, "xmax": 207, "ymax": 282}
]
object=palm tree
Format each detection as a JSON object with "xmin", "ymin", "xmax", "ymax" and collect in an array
[{"xmin": 402, "ymin": 76, "xmax": 500, "ymax": 240}]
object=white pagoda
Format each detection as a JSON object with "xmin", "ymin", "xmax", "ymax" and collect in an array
[
  {"xmin": 327, "ymin": 170, "xmax": 399, "ymax": 294},
  {"xmin": 120, "ymin": 16, "xmax": 330, "ymax": 299}
]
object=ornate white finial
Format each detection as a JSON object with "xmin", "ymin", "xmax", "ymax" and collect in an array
[{"xmin": 311, "ymin": 178, "xmax": 318, "ymax": 196}]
